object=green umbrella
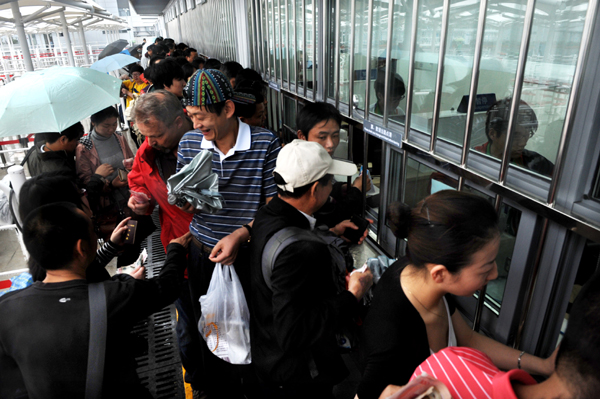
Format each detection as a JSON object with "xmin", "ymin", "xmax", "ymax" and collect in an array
[{"xmin": 0, "ymin": 66, "xmax": 122, "ymax": 138}]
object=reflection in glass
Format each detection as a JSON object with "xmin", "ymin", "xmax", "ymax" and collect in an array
[
  {"xmin": 511, "ymin": 0, "xmax": 588, "ymax": 177},
  {"xmin": 486, "ymin": 202, "xmax": 521, "ymax": 309},
  {"xmin": 474, "ymin": 98, "xmax": 554, "ymax": 176},
  {"xmin": 403, "ymin": 157, "xmax": 458, "ymax": 208},
  {"xmin": 388, "ymin": 0, "xmax": 412, "ymax": 126},
  {"xmin": 367, "ymin": 1, "xmax": 393, "ymax": 117},
  {"xmin": 410, "ymin": 0, "xmax": 444, "ymax": 134},
  {"xmin": 327, "ymin": 1, "xmax": 352, "ymax": 104}
]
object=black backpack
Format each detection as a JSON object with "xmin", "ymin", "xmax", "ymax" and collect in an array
[{"xmin": 261, "ymin": 226, "xmax": 359, "ymax": 352}]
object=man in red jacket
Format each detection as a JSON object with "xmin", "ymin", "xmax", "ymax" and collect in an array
[{"xmin": 127, "ymin": 90, "xmax": 202, "ymax": 394}]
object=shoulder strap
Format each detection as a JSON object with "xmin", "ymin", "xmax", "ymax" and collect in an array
[
  {"xmin": 86, "ymin": 282, "xmax": 107, "ymax": 399},
  {"xmin": 261, "ymin": 226, "xmax": 322, "ymax": 291},
  {"xmin": 20, "ymin": 146, "xmax": 36, "ymax": 167}
]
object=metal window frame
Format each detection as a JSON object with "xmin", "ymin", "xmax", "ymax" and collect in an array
[
  {"xmin": 303, "ymin": 0, "xmax": 307, "ymax": 97},
  {"xmin": 429, "ymin": 0, "xmax": 450, "ymax": 153},
  {"xmin": 347, "ymin": 0, "xmax": 356, "ymax": 119},
  {"xmin": 498, "ymin": 0, "xmax": 537, "ymax": 184},
  {"xmin": 382, "ymin": 0, "xmax": 395, "ymax": 127},
  {"xmin": 285, "ymin": 0, "xmax": 290, "ymax": 88},
  {"xmin": 403, "ymin": 0, "xmax": 419, "ymax": 142},
  {"xmin": 334, "ymin": 0, "xmax": 341, "ymax": 108}
]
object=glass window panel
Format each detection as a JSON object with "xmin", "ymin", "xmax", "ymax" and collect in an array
[
  {"xmin": 280, "ymin": 0, "xmax": 287, "ymax": 82},
  {"xmin": 486, "ymin": 202, "xmax": 521, "ymax": 309},
  {"xmin": 368, "ymin": 1, "xmax": 391, "ymax": 118},
  {"xmin": 288, "ymin": 0, "xmax": 296, "ymax": 85},
  {"xmin": 333, "ymin": 122, "xmax": 352, "ymax": 163},
  {"xmin": 434, "ymin": 0, "xmax": 480, "ymax": 146},
  {"xmin": 272, "ymin": 0, "xmax": 281, "ymax": 78},
  {"xmin": 261, "ymin": 0, "xmax": 270, "ymax": 76},
  {"xmin": 283, "ymin": 95, "xmax": 297, "ymax": 131},
  {"xmin": 388, "ymin": 0, "xmax": 413, "ymax": 125},
  {"xmin": 504, "ymin": 0, "xmax": 588, "ymax": 179},
  {"xmin": 327, "ymin": 1, "xmax": 336, "ymax": 99},
  {"xmin": 306, "ymin": 0, "xmax": 317, "ymax": 92},
  {"xmin": 403, "ymin": 157, "xmax": 458, "ymax": 207},
  {"xmin": 352, "ymin": 0, "xmax": 370, "ymax": 111},
  {"xmin": 555, "ymin": 239, "xmax": 599, "ymax": 347},
  {"xmin": 296, "ymin": 0, "xmax": 305, "ymax": 88},
  {"xmin": 466, "ymin": 0, "xmax": 528, "ymax": 178},
  {"xmin": 327, "ymin": 0, "xmax": 352, "ymax": 104},
  {"xmin": 409, "ymin": 0, "xmax": 444, "ymax": 135}
]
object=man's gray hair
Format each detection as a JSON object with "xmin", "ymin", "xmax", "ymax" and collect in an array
[{"xmin": 134, "ymin": 90, "xmax": 185, "ymax": 126}]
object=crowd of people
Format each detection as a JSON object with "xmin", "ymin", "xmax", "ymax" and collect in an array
[{"xmin": 0, "ymin": 37, "xmax": 596, "ymax": 399}]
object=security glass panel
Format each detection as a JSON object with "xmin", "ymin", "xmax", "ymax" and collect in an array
[
  {"xmin": 388, "ymin": 0, "xmax": 413, "ymax": 126},
  {"xmin": 368, "ymin": 1, "xmax": 393, "ymax": 119},
  {"xmin": 409, "ymin": 0, "xmax": 444, "ymax": 135},
  {"xmin": 269, "ymin": 0, "xmax": 278, "ymax": 78},
  {"xmin": 487, "ymin": 202, "xmax": 521, "ymax": 310},
  {"xmin": 554, "ymin": 239, "xmax": 599, "ymax": 347},
  {"xmin": 261, "ymin": 0, "xmax": 271, "ymax": 76},
  {"xmin": 280, "ymin": 0, "xmax": 287, "ymax": 82},
  {"xmin": 403, "ymin": 157, "xmax": 458, "ymax": 208},
  {"xmin": 434, "ymin": 0, "xmax": 480, "ymax": 146},
  {"xmin": 282, "ymin": 95, "xmax": 297, "ymax": 143},
  {"xmin": 333, "ymin": 122, "xmax": 352, "ymax": 161},
  {"xmin": 332, "ymin": 0, "xmax": 352, "ymax": 104},
  {"xmin": 465, "ymin": 0, "xmax": 528, "ymax": 178},
  {"xmin": 288, "ymin": 0, "xmax": 296, "ymax": 85},
  {"xmin": 504, "ymin": 0, "xmax": 589, "ymax": 179},
  {"xmin": 296, "ymin": 0, "xmax": 305, "ymax": 88},
  {"xmin": 327, "ymin": 1, "xmax": 336, "ymax": 99},
  {"xmin": 387, "ymin": 148, "xmax": 404, "ymax": 207},
  {"xmin": 352, "ymin": 0, "xmax": 371, "ymax": 111},
  {"xmin": 306, "ymin": 1, "xmax": 318, "ymax": 92}
]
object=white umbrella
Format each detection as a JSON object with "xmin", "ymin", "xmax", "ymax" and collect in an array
[{"xmin": 0, "ymin": 66, "xmax": 121, "ymax": 137}]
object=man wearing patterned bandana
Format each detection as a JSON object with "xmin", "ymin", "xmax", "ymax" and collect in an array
[{"xmin": 177, "ymin": 69, "xmax": 281, "ymax": 398}]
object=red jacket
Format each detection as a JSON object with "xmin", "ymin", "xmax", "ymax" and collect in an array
[{"xmin": 128, "ymin": 140, "xmax": 193, "ymax": 253}]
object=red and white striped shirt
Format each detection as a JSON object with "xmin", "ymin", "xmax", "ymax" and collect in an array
[{"xmin": 409, "ymin": 347, "xmax": 537, "ymax": 399}]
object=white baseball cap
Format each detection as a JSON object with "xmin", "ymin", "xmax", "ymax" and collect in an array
[{"xmin": 274, "ymin": 139, "xmax": 357, "ymax": 192}]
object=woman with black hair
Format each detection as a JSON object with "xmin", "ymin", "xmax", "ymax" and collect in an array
[
  {"xmin": 75, "ymin": 107, "xmax": 143, "ymax": 266},
  {"xmin": 357, "ymin": 190, "xmax": 556, "ymax": 399}
]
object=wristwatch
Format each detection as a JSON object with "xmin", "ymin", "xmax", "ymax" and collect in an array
[{"xmin": 242, "ymin": 224, "xmax": 252, "ymax": 240}]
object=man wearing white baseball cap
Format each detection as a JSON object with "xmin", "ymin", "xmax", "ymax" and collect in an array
[{"xmin": 250, "ymin": 139, "xmax": 374, "ymax": 399}]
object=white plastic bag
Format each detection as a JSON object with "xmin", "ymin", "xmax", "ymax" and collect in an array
[{"xmin": 198, "ymin": 263, "xmax": 252, "ymax": 364}]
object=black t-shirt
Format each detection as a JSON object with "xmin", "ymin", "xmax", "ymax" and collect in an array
[
  {"xmin": 0, "ymin": 243, "xmax": 187, "ymax": 399},
  {"xmin": 357, "ymin": 258, "xmax": 456, "ymax": 399}
]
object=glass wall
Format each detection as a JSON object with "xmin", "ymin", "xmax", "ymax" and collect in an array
[{"xmin": 252, "ymin": 0, "xmax": 600, "ymax": 353}]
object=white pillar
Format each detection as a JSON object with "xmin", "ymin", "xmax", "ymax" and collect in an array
[
  {"xmin": 78, "ymin": 23, "xmax": 90, "ymax": 65},
  {"xmin": 55, "ymin": 32, "xmax": 64, "ymax": 65},
  {"xmin": 59, "ymin": 10, "xmax": 76, "ymax": 66},
  {"xmin": 10, "ymin": 2, "xmax": 34, "ymax": 71}
]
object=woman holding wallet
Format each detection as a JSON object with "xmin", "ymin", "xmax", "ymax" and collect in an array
[
  {"xmin": 76, "ymin": 106, "xmax": 142, "ymax": 266},
  {"xmin": 357, "ymin": 190, "xmax": 557, "ymax": 399}
]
